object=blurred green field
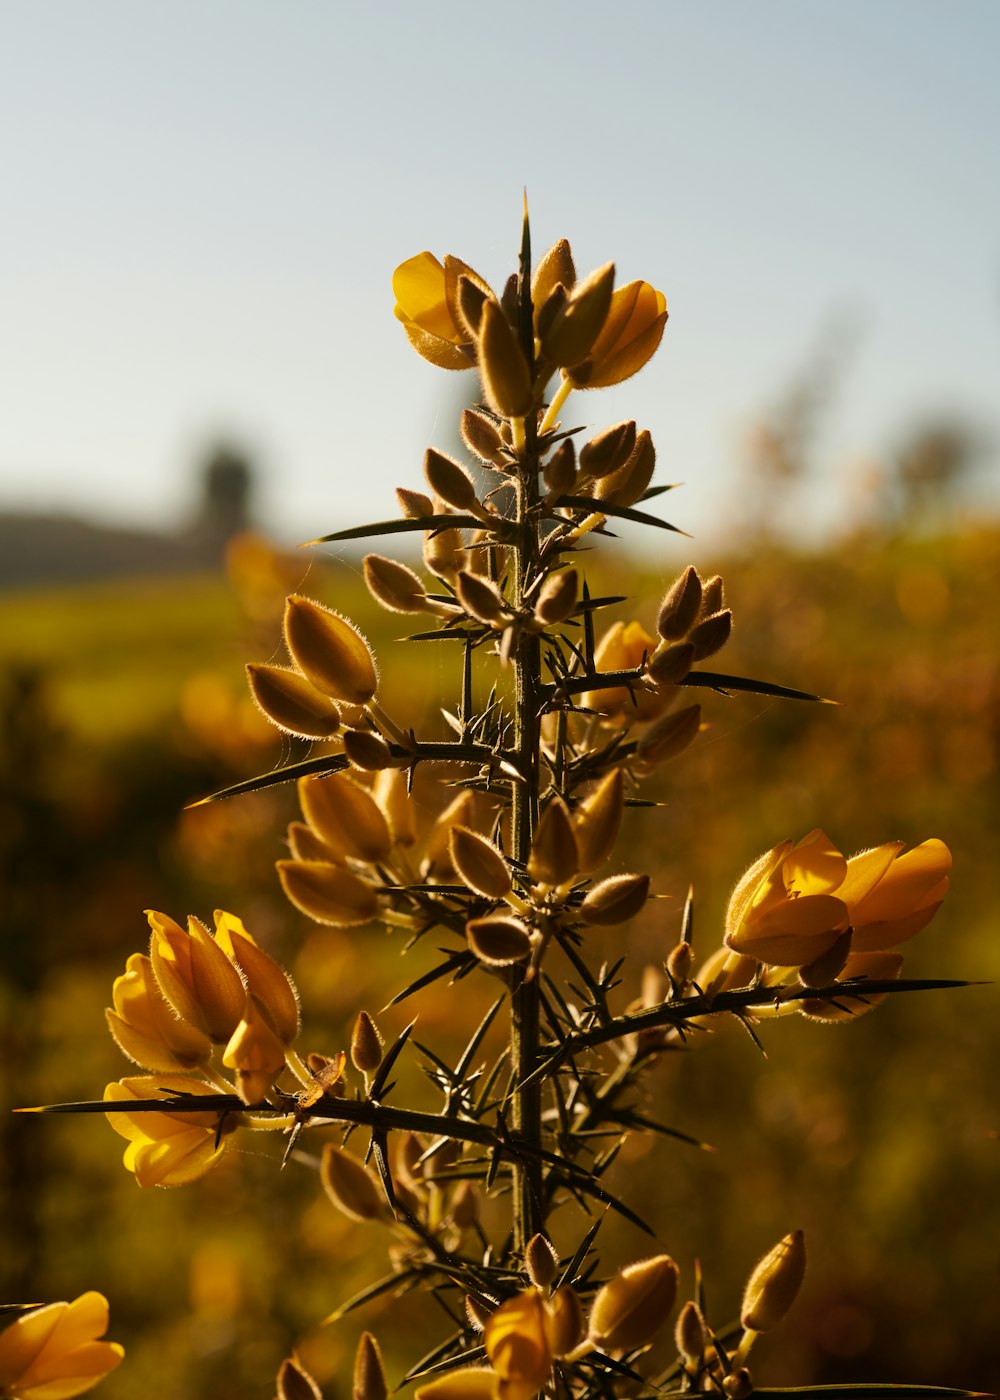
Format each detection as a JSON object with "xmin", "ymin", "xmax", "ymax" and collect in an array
[{"xmin": 1, "ymin": 525, "xmax": 997, "ymax": 1398}]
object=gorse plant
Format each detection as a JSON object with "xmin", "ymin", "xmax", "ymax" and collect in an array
[{"xmin": 10, "ymin": 206, "xmax": 975, "ymax": 1400}]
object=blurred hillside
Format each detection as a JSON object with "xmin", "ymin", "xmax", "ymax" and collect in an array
[{"xmin": 1, "ymin": 522, "xmax": 998, "ymax": 1398}]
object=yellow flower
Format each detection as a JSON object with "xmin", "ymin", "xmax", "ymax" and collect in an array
[
  {"xmin": 147, "ymin": 911, "xmax": 247, "ymax": 1043},
  {"xmin": 104, "ymin": 1074, "xmax": 236, "ymax": 1188},
  {"xmin": 221, "ymin": 996, "xmax": 287, "ymax": 1104},
  {"xmin": 483, "ymin": 1290, "xmax": 552, "ymax": 1400},
  {"xmin": 105, "ymin": 952, "xmax": 212, "ymax": 1072},
  {"xmin": 0, "ymin": 1293, "xmax": 122, "ymax": 1400},
  {"xmin": 837, "ymin": 838, "xmax": 951, "ymax": 951},
  {"xmin": 212, "ymin": 910, "xmax": 300, "ymax": 1044},
  {"xmin": 725, "ymin": 831, "xmax": 951, "ymax": 969},
  {"xmin": 566, "ymin": 280, "xmax": 667, "ymax": 388},
  {"xmin": 725, "ymin": 830, "xmax": 849, "ymax": 968},
  {"xmin": 392, "ymin": 252, "xmax": 491, "ymax": 370},
  {"xmin": 579, "ymin": 621, "xmax": 664, "ymax": 722}
]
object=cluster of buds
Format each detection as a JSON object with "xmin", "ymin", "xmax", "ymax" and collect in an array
[
  {"xmin": 104, "ymin": 908, "xmax": 306, "ymax": 1186},
  {"xmin": 414, "ymin": 1251, "xmax": 680, "ymax": 1400}
]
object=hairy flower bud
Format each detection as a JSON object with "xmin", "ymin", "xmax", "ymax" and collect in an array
[
  {"xmin": 675, "ymin": 1299, "xmax": 707, "ymax": 1364},
  {"xmin": 532, "ymin": 237, "xmax": 576, "ymax": 315},
  {"xmin": 321, "ymin": 1144, "xmax": 384, "ymax": 1222},
  {"xmin": 277, "ymin": 860, "xmax": 379, "ymax": 927},
  {"xmin": 579, "ymin": 420, "xmax": 637, "ymax": 480},
  {"xmin": 214, "ymin": 910, "xmax": 300, "ymax": 1044},
  {"xmin": 579, "ymin": 873, "xmax": 650, "ymax": 926},
  {"xmin": 740, "ymin": 1231, "xmax": 806, "ymax": 1332},
  {"xmin": 425, "ymin": 448, "xmax": 481, "ymax": 513},
  {"xmin": 284, "ymin": 596, "xmax": 378, "ymax": 705},
  {"xmin": 647, "ymin": 641, "xmax": 695, "ymax": 688},
  {"xmin": 542, "ymin": 438, "xmax": 577, "ymax": 494},
  {"xmin": 525, "ymin": 1232, "xmax": 558, "ymax": 1288},
  {"xmin": 353, "ymin": 1332, "xmax": 388, "ymax": 1400},
  {"xmin": 461, "ymin": 408, "xmax": 508, "ymax": 467},
  {"xmin": 455, "ymin": 571, "xmax": 507, "ymax": 627},
  {"xmin": 277, "ymin": 1355, "xmax": 323, "ymax": 1400},
  {"xmin": 527, "ymin": 796, "xmax": 579, "ymax": 886},
  {"xmin": 351, "ymin": 1010, "xmax": 383, "ymax": 1073},
  {"xmin": 588, "ymin": 1254, "xmax": 679, "ymax": 1354},
  {"xmin": 534, "ymin": 568, "xmax": 578, "ymax": 627},
  {"xmin": 542, "ymin": 261, "xmax": 615, "ymax": 367},
  {"xmin": 450, "ymin": 826, "xmax": 513, "ymax": 899},
  {"xmin": 657, "ymin": 566, "xmax": 703, "ymax": 641},
  {"xmin": 397, "ymin": 486, "xmax": 434, "ymax": 518},
  {"xmin": 477, "ymin": 299, "xmax": 533, "ymax": 419},
  {"xmin": 567, "ymin": 279, "xmax": 668, "ymax": 389},
  {"xmin": 593, "ymin": 429, "xmax": 656, "ymax": 507},
  {"xmin": 635, "ymin": 704, "xmax": 703, "ymax": 769},
  {"xmin": 573, "ymin": 769, "xmax": 625, "ymax": 874},
  {"xmin": 363, "ymin": 554, "xmax": 428, "ymax": 614},
  {"xmin": 467, "ymin": 915, "xmax": 532, "ymax": 967},
  {"xmin": 299, "ymin": 773, "xmax": 393, "ymax": 864},
  {"xmin": 246, "ymin": 663, "xmax": 341, "ymax": 740},
  {"xmin": 343, "ymin": 728, "xmax": 396, "ymax": 771},
  {"xmin": 688, "ymin": 608, "xmax": 732, "ymax": 661}
]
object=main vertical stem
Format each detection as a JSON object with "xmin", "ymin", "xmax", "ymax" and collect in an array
[{"xmin": 510, "ymin": 457, "xmax": 543, "ymax": 1254}]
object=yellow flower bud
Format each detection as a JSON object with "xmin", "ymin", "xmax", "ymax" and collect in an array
[
  {"xmin": 531, "ymin": 238, "xmax": 576, "ymax": 319},
  {"xmin": 567, "ymin": 280, "xmax": 667, "ymax": 389},
  {"xmin": 527, "ymin": 796, "xmax": 579, "ymax": 887},
  {"xmin": 740, "ymin": 1230, "xmax": 806, "ymax": 1332},
  {"xmin": 414, "ymin": 1369, "xmax": 496, "ymax": 1400},
  {"xmin": 353, "ymin": 1332, "xmax": 388, "ymax": 1400},
  {"xmin": 461, "ymin": 408, "xmax": 508, "ymax": 468},
  {"xmin": 455, "ymin": 571, "xmax": 508, "ymax": 627},
  {"xmin": 647, "ymin": 641, "xmax": 694, "ymax": 688},
  {"xmin": 374, "ymin": 768, "xmax": 417, "ymax": 847},
  {"xmin": 213, "ymin": 910, "xmax": 300, "ymax": 1044},
  {"xmin": 450, "ymin": 826, "xmax": 513, "ymax": 900},
  {"xmin": 351, "ymin": 1010, "xmax": 383, "ymax": 1073},
  {"xmin": 343, "ymin": 728, "xmax": 396, "ymax": 772},
  {"xmin": 578, "ymin": 421, "xmax": 637, "ymax": 480},
  {"xmin": 592, "ymin": 429, "xmax": 656, "ymax": 508},
  {"xmin": 106, "ymin": 951, "xmax": 212, "ymax": 1071},
  {"xmin": 675, "ymin": 1299, "xmax": 707, "ymax": 1364},
  {"xmin": 588, "ymin": 1254, "xmax": 679, "ymax": 1354},
  {"xmin": 579, "ymin": 873, "xmax": 650, "ymax": 926},
  {"xmin": 287, "ymin": 820, "xmax": 336, "ymax": 863},
  {"xmin": 299, "ymin": 772, "xmax": 393, "ymax": 865},
  {"xmin": 425, "ymin": 447, "xmax": 481, "ymax": 514},
  {"xmin": 688, "ymin": 608, "xmax": 732, "ymax": 662},
  {"xmin": 656, "ymin": 566, "xmax": 703, "ymax": 641},
  {"xmin": 477, "ymin": 299, "xmax": 533, "ymax": 419},
  {"xmin": 699, "ymin": 574, "xmax": 725, "ymax": 616},
  {"xmin": 147, "ymin": 911, "xmax": 246, "ymax": 1043},
  {"xmin": 424, "ymin": 512, "xmax": 467, "ymax": 580},
  {"xmin": 533, "ymin": 568, "xmax": 578, "ymax": 627},
  {"xmin": 277, "ymin": 1355, "xmax": 323, "ymax": 1400},
  {"xmin": 542, "ymin": 438, "xmax": 577, "ymax": 495},
  {"xmin": 397, "ymin": 486, "xmax": 434, "ymax": 518},
  {"xmin": 573, "ymin": 769, "xmax": 625, "ymax": 874},
  {"xmin": 222, "ymin": 995, "xmax": 286, "ymax": 1104},
  {"xmin": 0, "ymin": 1292, "xmax": 124, "ymax": 1398},
  {"xmin": 634, "ymin": 703, "xmax": 703, "ymax": 770},
  {"xmin": 467, "ymin": 915, "xmax": 532, "ymax": 967},
  {"xmin": 277, "ymin": 860, "xmax": 379, "ymax": 927},
  {"xmin": 524, "ymin": 1233, "xmax": 558, "ymax": 1288},
  {"xmin": 541, "ymin": 261, "xmax": 615, "ymax": 367},
  {"xmin": 321, "ymin": 1143, "xmax": 384, "ymax": 1221},
  {"xmin": 363, "ymin": 554, "xmax": 428, "ymax": 614},
  {"xmin": 284, "ymin": 596, "xmax": 378, "ymax": 705},
  {"xmin": 246, "ymin": 663, "xmax": 341, "ymax": 740},
  {"xmin": 423, "ymin": 789, "xmax": 477, "ymax": 876}
]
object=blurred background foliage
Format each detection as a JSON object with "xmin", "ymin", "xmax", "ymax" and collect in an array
[{"xmin": 1, "ymin": 425, "xmax": 997, "ymax": 1398}]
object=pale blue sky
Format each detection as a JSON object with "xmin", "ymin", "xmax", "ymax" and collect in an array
[{"xmin": 1, "ymin": 0, "xmax": 997, "ymax": 546}]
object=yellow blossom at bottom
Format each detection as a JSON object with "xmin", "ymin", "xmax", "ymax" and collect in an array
[
  {"xmin": 104, "ymin": 1075, "xmax": 236, "ymax": 1188},
  {"xmin": 0, "ymin": 1292, "xmax": 123, "ymax": 1400}
]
